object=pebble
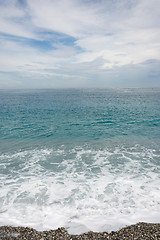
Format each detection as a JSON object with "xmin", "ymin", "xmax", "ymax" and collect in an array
[{"xmin": 0, "ymin": 222, "xmax": 159, "ymax": 239}]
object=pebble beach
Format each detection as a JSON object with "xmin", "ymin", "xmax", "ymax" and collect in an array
[{"xmin": 0, "ymin": 222, "xmax": 160, "ymax": 240}]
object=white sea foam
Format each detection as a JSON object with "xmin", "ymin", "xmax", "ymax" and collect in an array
[{"xmin": 0, "ymin": 145, "xmax": 160, "ymax": 234}]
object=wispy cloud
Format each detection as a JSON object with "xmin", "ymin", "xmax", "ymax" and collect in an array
[{"xmin": 0, "ymin": 0, "xmax": 160, "ymax": 88}]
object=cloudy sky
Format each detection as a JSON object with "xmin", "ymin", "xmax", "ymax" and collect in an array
[{"xmin": 0, "ymin": 0, "xmax": 160, "ymax": 88}]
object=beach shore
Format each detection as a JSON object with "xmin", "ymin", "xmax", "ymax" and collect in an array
[{"xmin": 0, "ymin": 222, "xmax": 159, "ymax": 239}]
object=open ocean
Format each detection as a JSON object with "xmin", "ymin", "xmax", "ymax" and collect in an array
[{"xmin": 0, "ymin": 88, "xmax": 160, "ymax": 234}]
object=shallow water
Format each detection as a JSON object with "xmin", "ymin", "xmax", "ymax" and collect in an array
[{"xmin": 0, "ymin": 88, "xmax": 160, "ymax": 234}]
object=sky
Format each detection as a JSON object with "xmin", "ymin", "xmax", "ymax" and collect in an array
[{"xmin": 0, "ymin": 0, "xmax": 160, "ymax": 88}]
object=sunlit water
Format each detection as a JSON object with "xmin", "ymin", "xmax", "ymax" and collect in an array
[{"xmin": 0, "ymin": 88, "xmax": 160, "ymax": 234}]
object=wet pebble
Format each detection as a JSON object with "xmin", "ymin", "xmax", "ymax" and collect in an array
[{"xmin": 0, "ymin": 222, "xmax": 159, "ymax": 239}]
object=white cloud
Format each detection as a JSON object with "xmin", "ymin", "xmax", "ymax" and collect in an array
[
  {"xmin": 27, "ymin": 0, "xmax": 103, "ymax": 38},
  {"xmin": 0, "ymin": 0, "xmax": 160, "ymax": 87},
  {"xmin": 0, "ymin": 0, "xmax": 36, "ymax": 39},
  {"xmin": 75, "ymin": 27, "xmax": 160, "ymax": 68}
]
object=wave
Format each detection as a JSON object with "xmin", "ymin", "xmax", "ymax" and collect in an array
[{"xmin": 0, "ymin": 144, "xmax": 160, "ymax": 233}]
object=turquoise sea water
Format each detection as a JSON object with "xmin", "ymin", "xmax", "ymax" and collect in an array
[{"xmin": 0, "ymin": 88, "xmax": 160, "ymax": 233}]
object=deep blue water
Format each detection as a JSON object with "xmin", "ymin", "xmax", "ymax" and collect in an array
[{"xmin": 0, "ymin": 88, "xmax": 160, "ymax": 233}]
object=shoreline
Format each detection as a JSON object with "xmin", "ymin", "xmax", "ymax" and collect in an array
[{"xmin": 0, "ymin": 222, "xmax": 160, "ymax": 239}]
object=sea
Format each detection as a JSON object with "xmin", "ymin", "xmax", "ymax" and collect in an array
[{"xmin": 0, "ymin": 88, "xmax": 160, "ymax": 234}]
